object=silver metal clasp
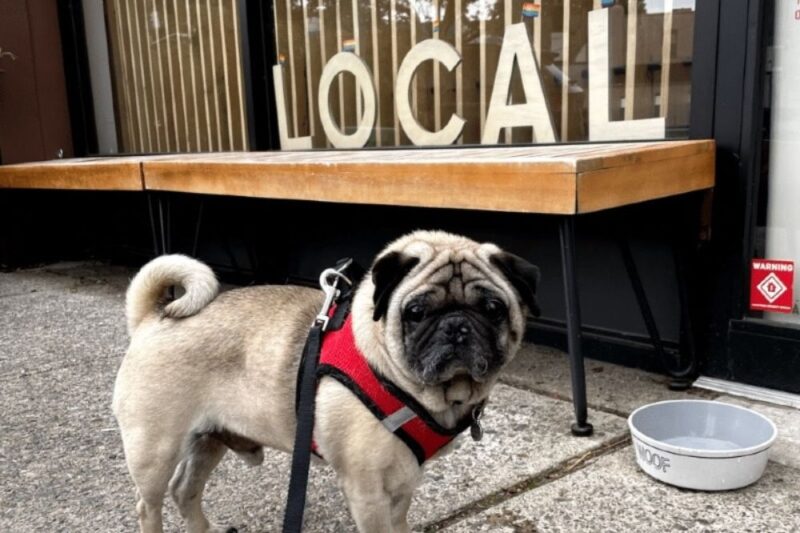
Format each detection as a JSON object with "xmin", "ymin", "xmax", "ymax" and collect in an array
[{"xmin": 314, "ymin": 260, "xmax": 353, "ymax": 330}]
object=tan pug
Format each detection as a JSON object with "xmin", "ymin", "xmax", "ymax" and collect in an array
[{"xmin": 113, "ymin": 230, "xmax": 540, "ymax": 533}]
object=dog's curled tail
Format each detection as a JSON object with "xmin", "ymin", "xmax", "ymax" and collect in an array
[{"xmin": 126, "ymin": 254, "xmax": 219, "ymax": 335}]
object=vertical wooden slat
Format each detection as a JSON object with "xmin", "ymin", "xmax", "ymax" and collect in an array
[
  {"xmin": 284, "ymin": 0, "xmax": 299, "ymax": 139},
  {"xmin": 292, "ymin": 0, "xmax": 309, "ymax": 141},
  {"xmin": 152, "ymin": 1, "xmax": 172, "ymax": 151},
  {"xmin": 660, "ymin": 0, "xmax": 674, "ymax": 119},
  {"xmin": 410, "ymin": 0, "xmax": 417, "ymax": 117},
  {"xmin": 232, "ymin": 1, "xmax": 247, "ymax": 149},
  {"xmin": 624, "ymin": 0, "xmax": 637, "ymax": 121},
  {"xmin": 126, "ymin": 0, "xmax": 148, "ymax": 151},
  {"xmin": 351, "ymin": 0, "xmax": 361, "ymax": 121},
  {"xmin": 273, "ymin": 0, "xmax": 280, "ymax": 55},
  {"xmin": 503, "ymin": 0, "xmax": 511, "ymax": 144},
  {"xmin": 413, "ymin": 2, "xmax": 433, "ymax": 137},
  {"xmin": 317, "ymin": 0, "xmax": 345, "ymax": 140},
  {"xmin": 112, "ymin": 0, "xmax": 136, "ymax": 150},
  {"xmin": 206, "ymin": 0, "xmax": 222, "ymax": 149},
  {"xmin": 390, "ymin": 0, "xmax": 399, "ymax": 145},
  {"xmin": 455, "ymin": 0, "xmax": 462, "ymax": 144},
  {"xmin": 485, "ymin": 0, "xmax": 503, "ymax": 141},
  {"xmin": 274, "ymin": 0, "xmax": 291, "ymax": 144},
  {"xmin": 533, "ymin": 4, "xmax": 542, "ymax": 61},
  {"xmin": 432, "ymin": 0, "xmax": 441, "ymax": 134},
  {"xmin": 561, "ymin": 0, "xmax": 571, "ymax": 141},
  {"xmin": 335, "ymin": 0, "xmax": 345, "ymax": 135},
  {"xmin": 479, "ymin": 3, "xmax": 486, "ymax": 136},
  {"xmin": 370, "ymin": 0, "xmax": 381, "ymax": 146},
  {"xmin": 218, "ymin": 0, "xmax": 232, "ymax": 149},
  {"xmin": 334, "ymin": 0, "xmax": 343, "ymax": 133},
  {"xmin": 163, "ymin": 0, "xmax": 181, "ymax": 150},
  {"xmin": 302, "ymin": 0, "xmax": 315, "ymax": 139},
  {"xmin": 194, "ymin": 0, "xmax": 213, "ymax": 150},
  {"xmin": 175, "ymin": 0, "xmax": 192, "ymax": 150},
  {"xmin": 318, "ymin": 0, "xmax": 331, "ymax": 147}
]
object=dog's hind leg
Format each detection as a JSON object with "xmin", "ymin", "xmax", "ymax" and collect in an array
[
  {"xmin": 122, "ymin": 430, "xmax": 184, "ymax": 533},
  {"xmin": 169, "ymin": 434, "xmax": 232, "ymax": 533}
]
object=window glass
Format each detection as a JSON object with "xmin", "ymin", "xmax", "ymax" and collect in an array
[
  {"xmin": 272, "ymin": 0, "xmax": 696, "ymax": 149},
  {"xmin": 104, "ymin": 0, "xmax": 249, "ymax": 153},
  {"xmin": 759, "ymin": 1, "xmax": 800, "ymax": 321}
]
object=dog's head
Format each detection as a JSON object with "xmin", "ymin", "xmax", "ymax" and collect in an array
[{"xmin": 353, "ymin": 231, "xmax": 540, "ymax": 410}]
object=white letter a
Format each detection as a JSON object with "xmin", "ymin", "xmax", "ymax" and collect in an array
[{"xmin": 482, "ymin": 23, "xmax": 556, "ymax": 144}]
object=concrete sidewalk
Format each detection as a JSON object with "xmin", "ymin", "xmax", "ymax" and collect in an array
[{"xmin": 1, "ymin": 263, "xmax": 798, "ymax": 532}]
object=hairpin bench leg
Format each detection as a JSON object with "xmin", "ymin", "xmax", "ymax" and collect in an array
[{"xmin": 559, "ymin": 216, "xmax": 593, "ymax": 437}]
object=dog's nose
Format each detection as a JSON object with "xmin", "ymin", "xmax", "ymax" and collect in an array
[{"xmin": 442, "ymin": 316, "xmax": 472, "ymax": 345}]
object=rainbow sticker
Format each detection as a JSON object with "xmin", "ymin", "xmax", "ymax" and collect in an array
[
  {"xmin": 432, "ymin": 19, "xmax": 440, "ymax": 33},
  {"xmin": 522, "ymin": 2, "xmax": 540, "ymax": 18},
  {"xmin": 278, "ymin": 53, "xmax": 286, "ymax": 65},
  {"xmin": 601, "ymin": 0, "xmax": 614, "ymax": 6},
  {"xmin": 342, "ymin": 39, "xmax": 356, "ymax": 52}
]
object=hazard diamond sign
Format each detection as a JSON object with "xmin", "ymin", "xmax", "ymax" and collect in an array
[{"xmin": 750, "ymin": 259, "xmax": 794, "ymax": 313}]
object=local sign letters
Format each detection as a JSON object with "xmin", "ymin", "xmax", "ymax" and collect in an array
[{"xmin": 273, "ymin": 9, "xmax": 666, "ymax": 149}]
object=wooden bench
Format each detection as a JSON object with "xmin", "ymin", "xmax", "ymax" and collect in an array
[{"xmin": 0, "ymin": 140, "xmax": 716, "ymax": 434}]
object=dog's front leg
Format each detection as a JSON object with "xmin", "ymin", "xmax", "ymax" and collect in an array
[
  {"xmin": 389, "ymin": 490, "xmax": 413, "ymax": 533},
  {"xmin": 340, "ymin": 475, "xmax": 393, "ymax": 533}
]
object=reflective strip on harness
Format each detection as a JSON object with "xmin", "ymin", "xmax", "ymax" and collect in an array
[{"xmin": 381, "ymin": 406, "xmax": 417, "ymax": 433}]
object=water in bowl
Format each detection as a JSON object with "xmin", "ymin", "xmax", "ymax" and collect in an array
[{"xmin": 662, "ymin": 436, "xmax": 741, "ymax": 451}]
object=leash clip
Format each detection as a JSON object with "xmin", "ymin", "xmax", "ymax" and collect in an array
[{"xmin": 315, "ymin": 260, "xmax": 353, "ymax": 331}]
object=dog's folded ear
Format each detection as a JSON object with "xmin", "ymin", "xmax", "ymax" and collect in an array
[
  {"xmin": 490, "ymin": 252, "xmax": 541, "ymax": 317},
  {"xmin": 371, "ymin": 252, "xmax": 420, "ymax": 321}
]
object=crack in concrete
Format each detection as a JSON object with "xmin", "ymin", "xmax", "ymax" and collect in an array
[{"xmin": 421, "ymin": 433, "xmax": 632, "ymax": 532}]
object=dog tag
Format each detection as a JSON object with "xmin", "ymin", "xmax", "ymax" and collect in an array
[
  {"xmin": 470, "ymin": 404, "xmax": 485, "ymax": 441},
  {"xmin": 470, "ymin": 419, "xmax": 484, "ymax": 441}
]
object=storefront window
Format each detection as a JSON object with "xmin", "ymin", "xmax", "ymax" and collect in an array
[
  {"xmin": 104, "ymin": 0, "xmax": 250, "ymax": 153},
  {"xmin": 99, "ymin": 1, "xmax": 696, "ymax": 153},
  {"xmin": 272, "ymin": 0, "xmax": 696, "ymax": 149},
  {"xmin": 761, "ymin": 0, "xmax": 800, "ymax": 322}
]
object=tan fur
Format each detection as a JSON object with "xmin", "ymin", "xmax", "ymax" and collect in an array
[
  {"xmin": 125, "ymin": 254, "xmax": 219, "ymax": 335},
  {"xmin": 113, "ymin": 231, "xmax": 531, "ymax": 533}
]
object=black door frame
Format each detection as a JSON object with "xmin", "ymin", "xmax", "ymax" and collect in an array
[{"xmin": 694, "ymin": 0, "xmax": 800, "ymax": 393}]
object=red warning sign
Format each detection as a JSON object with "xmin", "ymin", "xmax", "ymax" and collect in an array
[{"xmin": 750, "ymin": 259, "xmax": 794, "ymax": 313}]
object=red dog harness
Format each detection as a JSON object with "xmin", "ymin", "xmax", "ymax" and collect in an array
[{"xmin": 314, "ymin": 314, "xmax": 477, "ymax": 465}]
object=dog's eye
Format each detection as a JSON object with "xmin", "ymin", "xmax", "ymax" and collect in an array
[
  {"xmin": 404, "ymin": 304, "xmax": 426, "ymax": 322},
  {"xmin": 484, "ymin": 299, "xmax": 506, "ymax": 322}
]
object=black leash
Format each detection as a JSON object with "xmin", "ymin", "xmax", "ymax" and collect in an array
[
  {"xmin": 281, "ymin": 323, "xmax": 322, "ymax": 533},
  {"xmin": 282, "ymin": 259, "xmax": 362, "ymax": 533}
]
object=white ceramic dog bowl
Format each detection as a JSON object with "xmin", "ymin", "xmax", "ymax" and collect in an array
[{"xmin": 628, "ymin": 400, "xmax": 777, "ymax": 491}]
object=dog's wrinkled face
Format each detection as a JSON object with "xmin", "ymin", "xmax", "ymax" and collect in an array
[{"xmin": 366, "ymin": 232, "xmax": 540, "ymax": 405}]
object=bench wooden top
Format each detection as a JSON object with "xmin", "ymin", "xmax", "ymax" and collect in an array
[
  {"xmin": 0, "ymin": 140, "xmax": 715, "ymax": 214},
  {"xmin": 0, "ymin": 156, "xmax": 145, "ymax": 191}
]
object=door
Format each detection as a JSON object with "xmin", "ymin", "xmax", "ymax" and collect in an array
[{"xmin": 0, "ymin": 0, "xmax": 73, "ymax": 164}]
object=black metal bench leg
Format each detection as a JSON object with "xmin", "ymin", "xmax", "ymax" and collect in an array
[
  {"xmin": 146, "ymin": 192, "xmax": 171, "ymax": 257},
  {"xmin": 668, "ymin": 243, "xmax": 698, "ymax": 390},
  {"xmin": 618, "ymin": 237, "xmax": 696, "ymax": 390},
  {"xmin": 559, "ymin": 216, "xmax": 593, "ymax": 437},
  {"xmin": 617, "ymin": 238, "xmax": 667, "ymax": 361},
  {"xmin": 147, "ymin": 193, "xmax": 162, "ymax": 257},
  {"xmin": 157, "ymin": 195, "xmax": 170, "ymax": 254},
  {"xmin": 191, "ymin": 199, "xmax": 205, "ymax": 257}
]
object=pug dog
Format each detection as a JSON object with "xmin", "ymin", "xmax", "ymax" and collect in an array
[{"xmin": 113, "ymin": 230, "xmax": 540, "ymax": 533}]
